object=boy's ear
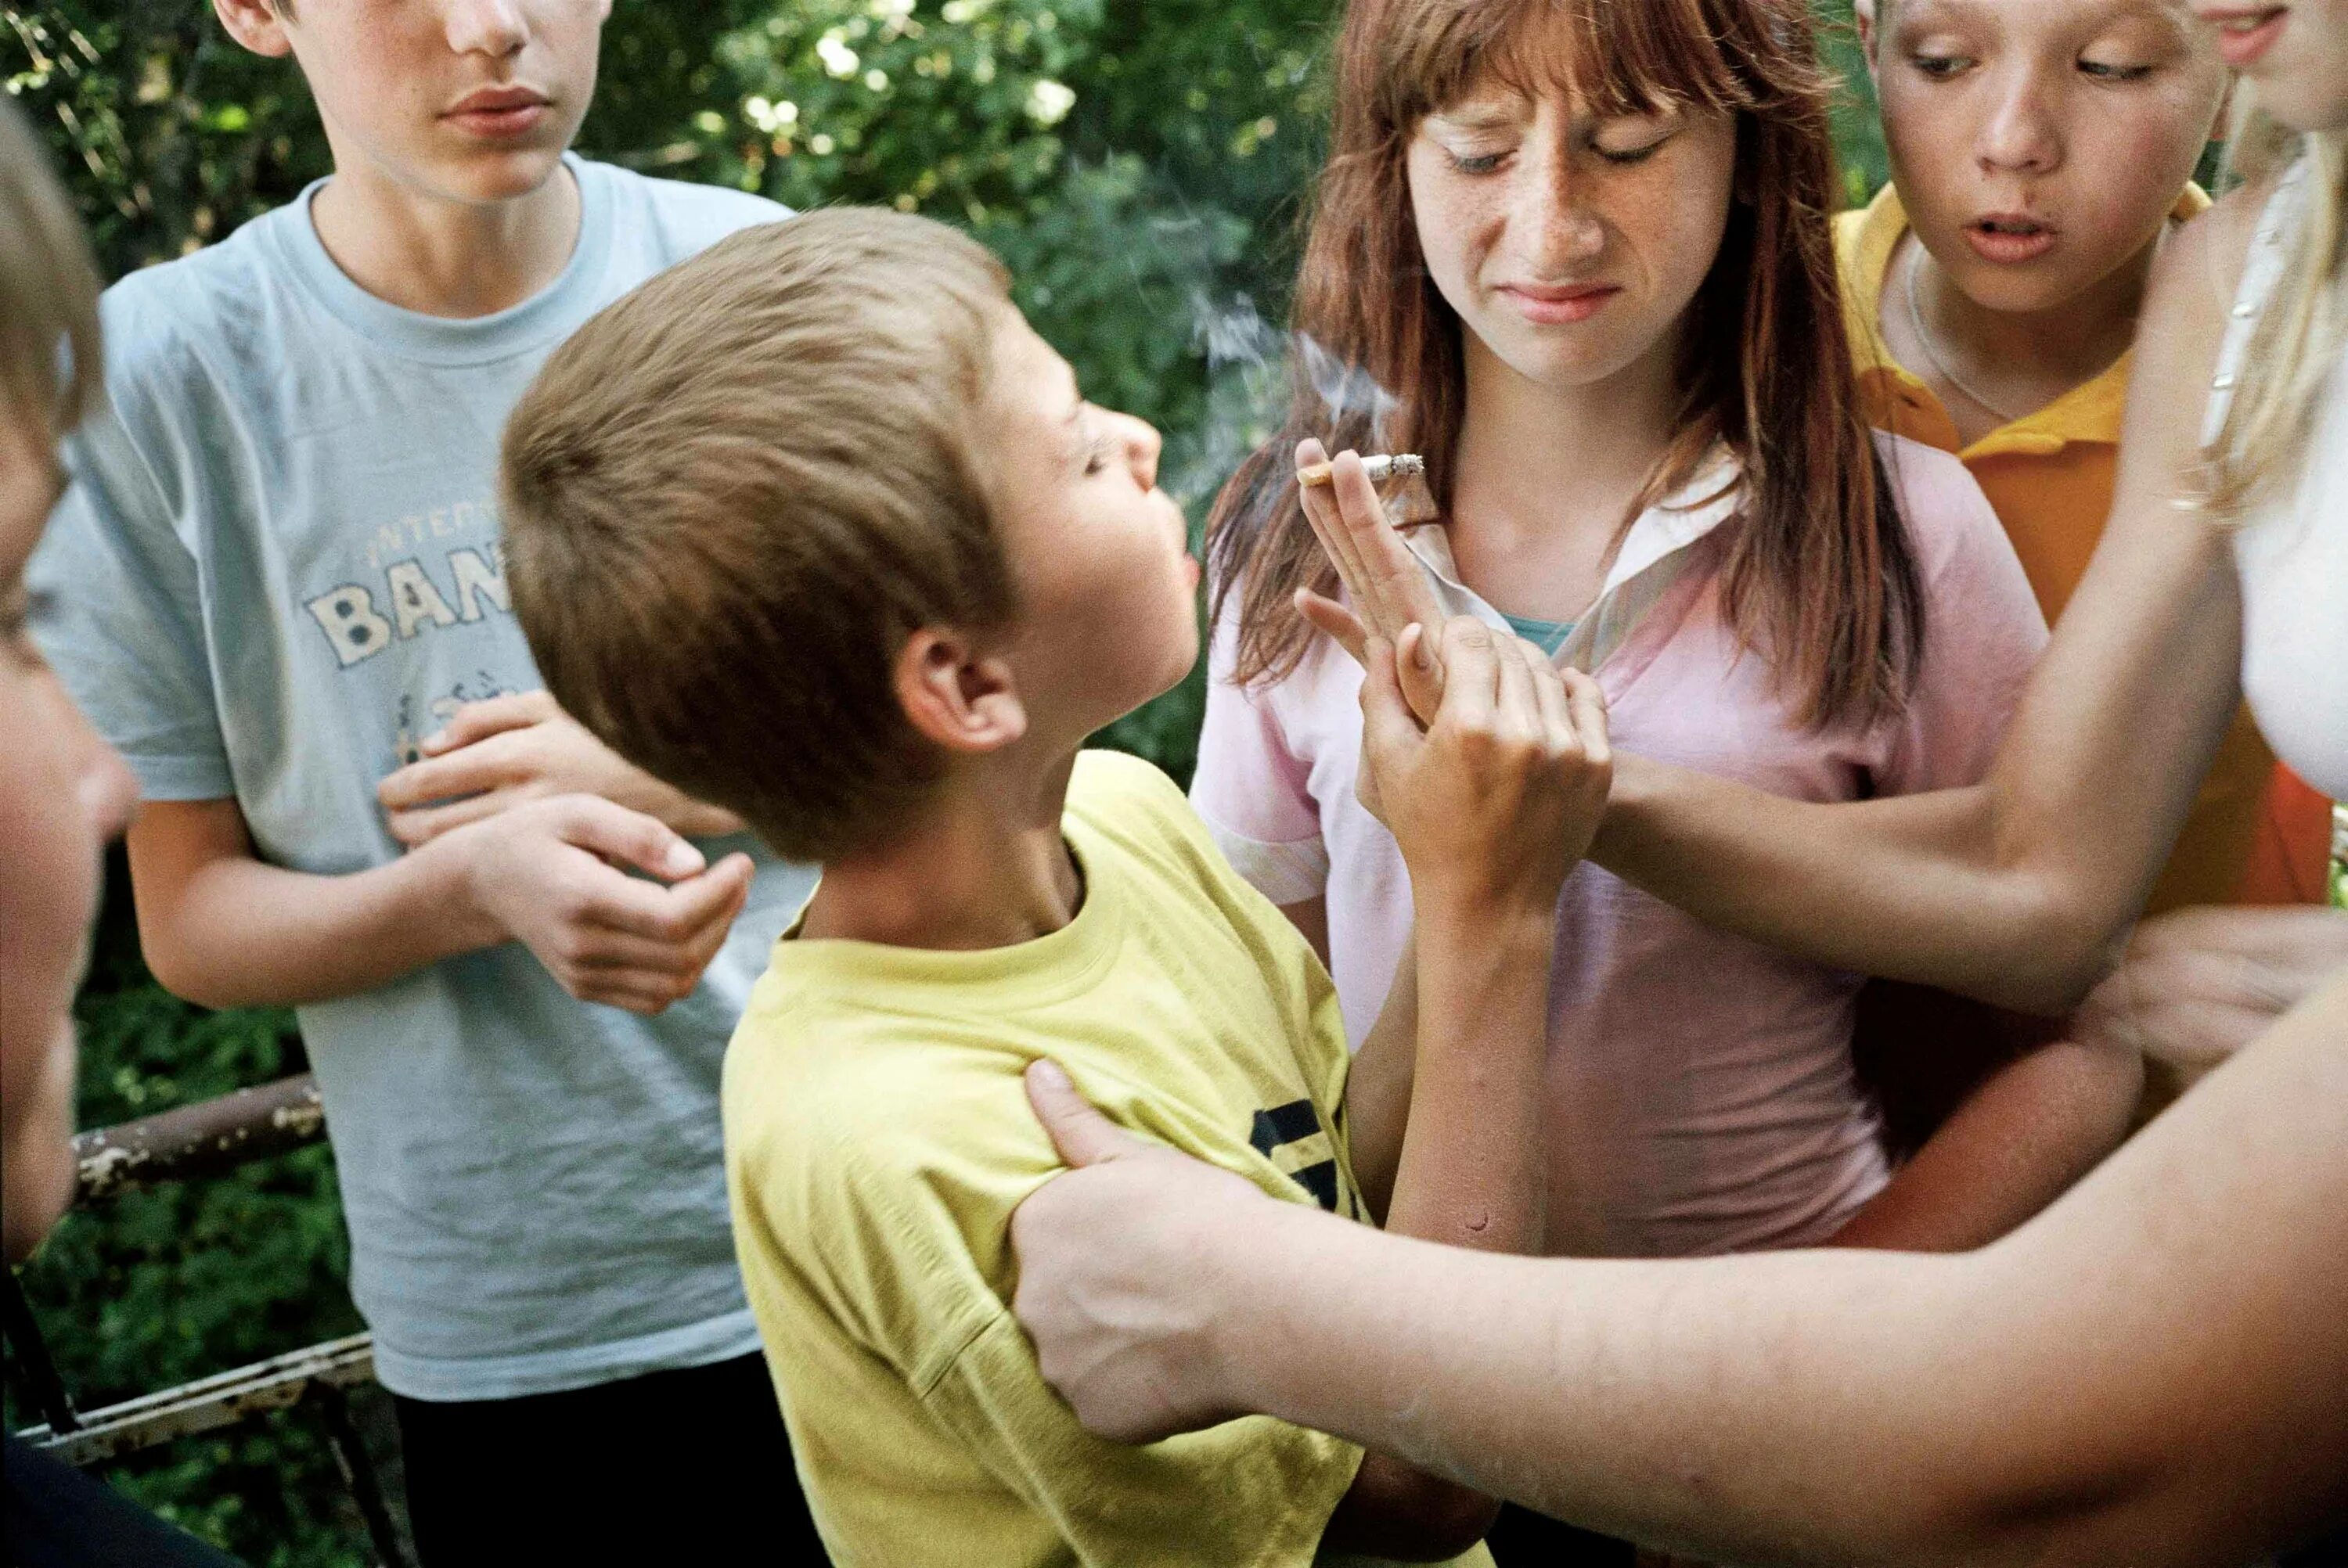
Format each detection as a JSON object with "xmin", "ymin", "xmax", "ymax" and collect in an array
[
  {"xmin": 895, "ymin": 629, "xmax": 1028, "ymax": 757},
  {"xmin": 214, "ymin": 0, "xmax": 294, "ymax": 57},
  {"xmin": 1854, "ymin": 0, "xmax": 1881, "ymax": 79}
]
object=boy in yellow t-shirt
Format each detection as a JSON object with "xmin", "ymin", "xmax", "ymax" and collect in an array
[
  {"xmin": 1844, "ymin": 0, "xmax": 2333, "ymax": 914},
  {"xmin": 494, "ymin": 208, "xmax": 1612, "ymax": 1566}
]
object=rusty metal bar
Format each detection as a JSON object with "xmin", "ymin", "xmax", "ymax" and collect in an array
[
  {"xmin": 14, "ymin": 1332, "xmax": 375, "ymax": 1469},
  {"xmin": 312, "ymin": 1379, "xmax": 411, "ymax": 1568},
  {"xmin": 73, "ymin": 1073, "xmax": 326, "ymax": 1207}
]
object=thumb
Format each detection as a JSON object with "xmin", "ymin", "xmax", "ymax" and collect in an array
[
  {"xmin": 1025, "ymin": 1059, "xmax": 1150, "ymax": 1169},
  {"xmin": 548, "ymin": 794, "xmax": 708, "ymax": 881}
]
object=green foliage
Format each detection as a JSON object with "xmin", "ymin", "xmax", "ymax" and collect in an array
[{"xmin": 5, "ymin": 3, "xmax": 1892, "ymax": 1560}]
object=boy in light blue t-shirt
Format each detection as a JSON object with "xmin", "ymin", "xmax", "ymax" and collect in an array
[{"xmin": 31, "ymin": 0, "xmax": 825, "ymax": 1557}]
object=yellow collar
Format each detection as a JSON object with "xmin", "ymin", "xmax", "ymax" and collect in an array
[{"xmin": 1841, "ymin": 182, "xmax": 2211, "ymax": 460}]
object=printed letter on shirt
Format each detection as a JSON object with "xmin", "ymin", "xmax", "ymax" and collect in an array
[{"xmin": 305, "ymin": 584, "xmax": 396, "ymax": 668}]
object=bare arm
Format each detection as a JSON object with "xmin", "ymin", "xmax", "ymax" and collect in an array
[
  {"xmin": 1595, "ymin": 205, "xmax": 2264, "ymax": 1010},
  {"xmin": 1341, "ymin": 925, "xmax": 1416, "ymax": 1223},
  {"xmin": 1014, "ymin": 973, "xmax": 2348, "ymax": 1567},
  {"xmin": 128, "ymin": 793, "xmax": 753, "ymax": 1014},
  {"xmin": 1320, "ymin": 620, "xmax": 1610, "ymax": 1559},
  {"xmin": 1828, "ymin": 1026, "xmax": 2141, "ymax": 1251},
  {"xmin": 1297, "ymin": 207, "xmax": 2267, "ymax": 1012}
]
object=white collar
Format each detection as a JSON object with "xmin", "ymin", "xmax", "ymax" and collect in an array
[{"xmin": 1398, "ymin": 444, "xmax": 1742, "ymax": 617}]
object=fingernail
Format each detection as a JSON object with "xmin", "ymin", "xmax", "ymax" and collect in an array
[
  {"xmin": 664, "ymin": 843, "xmax": 706, "ymax": 877},
  {"xmin": 420, "ymin": 731, "xmax": 446, "ymax": 753},
  {"xmin": 1028, "ymin": 1059, "xmax": 1073, "ymax": 1091}
]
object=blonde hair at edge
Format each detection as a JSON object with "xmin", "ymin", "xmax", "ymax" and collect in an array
[
  {"xmin": 2209, "ymin": 106, "xmax": 2347, "ymax": 519},
  {"xmin": 0, "ymin": 97, "xmax": 102, "ymax": 440}
]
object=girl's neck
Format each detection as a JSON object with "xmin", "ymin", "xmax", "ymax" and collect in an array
[
  {"xmin": 1444, "ymin": 329, "xmax": 1681, "ymax": 616},
  {"xmin": 309, "ymin": 152, "xmax": 582, "ymax": 320},
  {"xmin": 801, "ymin": 750, "xmax": 1085, "ymax": 952},
  {"xmin": 1896, "ymin": 228, "xmax": 2162, "ymax": 441}
]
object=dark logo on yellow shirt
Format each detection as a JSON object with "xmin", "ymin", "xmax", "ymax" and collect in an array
[{"xmin": 1250, "ymin": 1099, "xmax": 1341, "ymax": 1213}]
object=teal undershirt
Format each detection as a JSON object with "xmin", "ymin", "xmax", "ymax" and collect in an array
[{"xmin": 1500, "ymin": 610, "xmax": 1576, "ymax": 657}]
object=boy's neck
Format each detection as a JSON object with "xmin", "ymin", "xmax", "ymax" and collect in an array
[
  {"xmin": 802, "ymin": 750, "xmax": 1086, "ymax": 951},
  {"xmin": 309, "ymin": 156, "xmax": 582, "ymax": 320},
  {"xmin": 1894, "ymin": 229, "xmax": 2160, "ymax": 433}
]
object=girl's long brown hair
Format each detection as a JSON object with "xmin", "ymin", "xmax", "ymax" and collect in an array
[{"xmin": 1208, "ymin": 0, "xmax": 1925, "ymax": 729}]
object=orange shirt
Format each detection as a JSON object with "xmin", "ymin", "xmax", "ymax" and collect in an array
[{"xmin": 1836, "ymin": 185, "xmax": 2332, "ymax": 912}]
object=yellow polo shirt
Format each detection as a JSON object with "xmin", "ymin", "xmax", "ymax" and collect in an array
[{"xmin": 1836, "ymin": 185, "xmax": 2332, "ymax": 913}]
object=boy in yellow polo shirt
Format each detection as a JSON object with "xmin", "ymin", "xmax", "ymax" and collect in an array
[
  {"xmin": 494, "ymin": 208, "xmax": 1615, "ymax": 1566},
  {"xmin": 1844, "ymin": 0, "xmax": 2332, "ymax": 913}
]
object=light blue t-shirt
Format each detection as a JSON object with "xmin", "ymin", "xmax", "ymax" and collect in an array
[
  {"xmin": 34, "ymin": 156, "xmax": 815, "ymax": 1401},
  {"xmin": 1500, "ymin": 610, "xmax": 1576, "ymax": 658}
]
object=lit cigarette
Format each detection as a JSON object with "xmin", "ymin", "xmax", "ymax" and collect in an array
[{"xmin": 1298, "ymin": 453, "xmax": 1424, "ymax": 487}]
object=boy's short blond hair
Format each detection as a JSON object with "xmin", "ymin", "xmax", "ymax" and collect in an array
[
  {"xmin": 0, "ymin": 99, "xmax": 103, "ymax": 438},
  {"xmin": 501, "ymin": 208, "xmax": 1016, "ymax": 862}
]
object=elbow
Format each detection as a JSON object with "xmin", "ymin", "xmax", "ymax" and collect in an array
[
  {"xmin": 135, "ymin": 918, "xmax": 249, "ymax": 1012},
  {"xmin": 1977, "ymin": 883, "xmax": 2133, "ymax": 1016}
]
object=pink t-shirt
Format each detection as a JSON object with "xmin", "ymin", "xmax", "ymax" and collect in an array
[{"xmin": 1192, "ymin": 434, "xmax": 2048, "ymax": 1258}]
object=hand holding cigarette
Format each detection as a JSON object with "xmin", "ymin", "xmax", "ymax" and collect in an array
[
  {"xmin": 1297, "ymin": 452, "xmax": 1424, "ymax": 487},
  {"xmin": 1290, "ymin": 441, "xmax": 1448, "ymax": 726}
]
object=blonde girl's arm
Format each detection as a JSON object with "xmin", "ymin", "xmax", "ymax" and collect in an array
[{"xmin": 1592, "ymin": 198, "xmax": 2269, "ymax": 1012}]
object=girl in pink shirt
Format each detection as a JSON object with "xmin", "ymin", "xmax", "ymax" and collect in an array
[{"xmin": 1193, "ymin": 0, "xmax": 2139, "ymax": 1269}]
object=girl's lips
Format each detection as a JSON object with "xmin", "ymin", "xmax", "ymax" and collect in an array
[
  {"xmin": 1500, "ymin": 283, "xmax": 1622, "ymax": 325},
  {"xmin": 1963, "ymin": 219, "xmax": 2058, "ymax": 266},
  {"xmin": 2206, "ymin": 6, "xmax": 2289, "ymax": 68}
]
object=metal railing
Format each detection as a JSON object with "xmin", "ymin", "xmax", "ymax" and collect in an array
[{"xmin": 2, "ymin": 1075, "xmax": 409, "ymax": 1567}]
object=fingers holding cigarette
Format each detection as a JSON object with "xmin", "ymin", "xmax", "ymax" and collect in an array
[
  {"xmin": 1293, "ymin": 441, "xmax": 1448, "ymax": 725},
  {"xmin": 1297, "ymin": 452, "xmax": 1424, "ymax": 487}
]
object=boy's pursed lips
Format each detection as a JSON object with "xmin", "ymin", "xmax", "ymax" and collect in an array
[{"xmin": 441, "ymin": 85, "xmax": 554, "ymax": 135}]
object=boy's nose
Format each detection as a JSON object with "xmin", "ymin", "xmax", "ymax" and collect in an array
[
  {"xmin": 445, "ymin": 0, "xmax": 530, "ymax": 59},
  {"xmin": 1116, "ymin": 413, "xmax": 1162, "ymax": 492},
  {"xmin": 1977, "ymin": 74, "xmax": 2063, "ymax": 174}
]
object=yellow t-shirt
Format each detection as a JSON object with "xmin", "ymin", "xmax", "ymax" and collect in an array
[
  {"xmin": 724, "ymin": 750, "xmax": 1491, "ymax": 1568},
  {"xmin": 1835, "ymin": 184, "xmax": 2332, "ymax": 913}
]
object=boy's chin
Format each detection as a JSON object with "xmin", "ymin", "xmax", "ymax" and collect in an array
[{"xmin": 417, "ymin": 142, "xmax": 574, "ymax": 206}]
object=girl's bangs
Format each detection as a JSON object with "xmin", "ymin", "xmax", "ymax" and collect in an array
[{"xmin": 1381, "ymin": 0, "xmax": 1759, "ymax": 127}]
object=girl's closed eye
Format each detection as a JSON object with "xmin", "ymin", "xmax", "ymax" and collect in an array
[
  {"xmin": 1594, "ymin": 132, "xmax": 1674, "ymax": 166},
  {"xmin": 1445, "ymin": 144, "xmax": 1511, "ymax": 176},
  {"xmin": 2079, "ymin": 54, "xmax": 2156, "ymax": 82}
]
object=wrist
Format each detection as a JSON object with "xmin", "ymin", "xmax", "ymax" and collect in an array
[
  {"xmin": 1196, "ymin": 1201, "xmax": 1311, "ymax": 1414},
  {"xmin": 409, "ymin": 826, "xmax": 506, "ymax": 953},
  {"xmin": 1408, "ymin": 872, "xmax": 1561, "ymax": 946}
]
